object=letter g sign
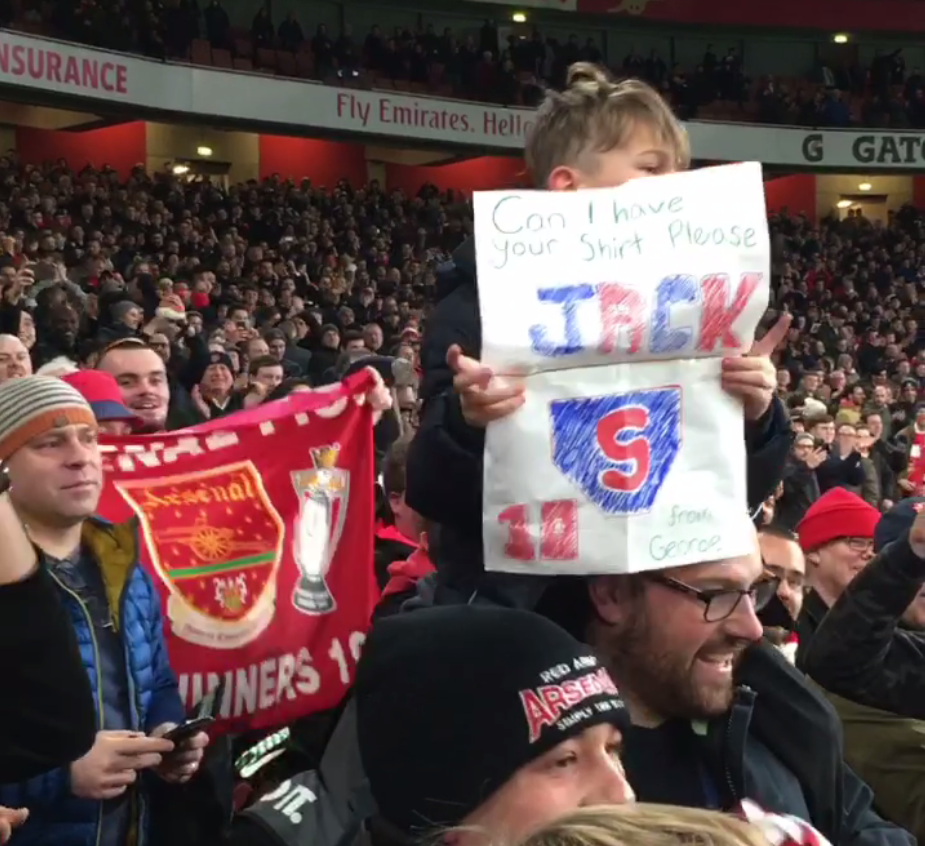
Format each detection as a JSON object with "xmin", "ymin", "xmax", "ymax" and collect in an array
[{"xmin": 801, "ymin": 133, "xmax": 824, "ymax": 163}]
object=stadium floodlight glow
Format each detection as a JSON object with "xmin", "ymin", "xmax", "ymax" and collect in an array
[
  {"xmin": 197, "ymin": 145, "xmax": 214, "ymax": 157},
  {"xmin": 833, "ymin": 33, "xmax": 849, "ymax": 43},
  {"xmin": 836, "ymin": 199, "xmax": 853, "ymax": 209},
  {"xmin": 512, "ymin": 11, "xmax": 527, "ymax": 22},
  {"xmin": 173, "ymin": 164, "xmax": 190, "ymax": 175},
  {"xmin": 858, "ymin": 182, "xmax": 872, "ymax": 191}
]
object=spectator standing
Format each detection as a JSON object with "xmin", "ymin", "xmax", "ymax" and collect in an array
[
  {"xmin": 224, "ymin": 606, "xmax": 634, "ymax": 846},
  {"xmin": 408, "ymin": 63, "xmax": 792, "ymax": 609},
  {"xmin": 0, "ymin": 437, "xmax": 97, "ymax": 785},
  {"xmin": 62, "ymin": 370, "xmax": 140, "ymax": 436},
  {"xmin": 801, "ymin": 499, "xmax": 925, "ymax": 840},
  {"xmin": 0, "ymin": 376, "xmax": 207, "ymax": 846},
  {"xmin": 796, "ymin": 488, "xmax": 880, "ymax": 654},
  {"xmin": 866, "ymin": 385, "xmax": 895, "ymax": 441},
  {"xmin": 356, "ymin": 607, "xmax": 634, "ymax": 840},
  {"xmin": 809, "ymin": 417, "xmax": 865, "ymax": 494},
  {"xmin": 776, "ymin": 433, "xmax": 824, "ymax": 529},
  {"xmin": 757, "ymin": 528, "xmax": 805, "ymax": 664},
  {"xmin": 865, "ymin": 411, "xmax": 905, "ymax": 504},
  {"xmin": 854, "ymin": 424, "xmax": 883, "ymax": 507},
  {"xmin": 203, "ymin": 0, "xmax": 229, "ymax": 49},
  {"xmin": 278, "ymin": 11, "xmax": 303, "ymax": 52},
  {"xmin": 248, "ymin": 355, "xmax": 283, "ymax": 391},
  {"xmin": 251, "ymin": 5, "xmax": 273, "ymax": 51},
  {"xmin": 193, "ymin": 351, "xmax": 242, "ymax": 419},
  {"xmin": 374, "ymin": 438, "xmax": 421, "ymax": 590},
  {"xmin": 583, "ymin": 529, "xmax": 909, "ymax": 846},
  {"xmin": 312, "ymin": 24, "xmax": 333, "ymax": 77},
  {"xmin": 97, "ymin": 341, "xmax": 173, "ymax": 432}
]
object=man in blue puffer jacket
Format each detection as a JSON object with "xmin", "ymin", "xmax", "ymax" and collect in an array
[{"xmin": 0, "ymin": 376, "xmax": 209, "ymax": 846}]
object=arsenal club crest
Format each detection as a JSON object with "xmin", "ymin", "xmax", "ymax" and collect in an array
[
  {"xmin": 115, "ymin": 462, "xmax": 285, "ymax": 649},
  {"xmin": 289, "ymin": 444, "xmax": 349, "ymax": 616}
]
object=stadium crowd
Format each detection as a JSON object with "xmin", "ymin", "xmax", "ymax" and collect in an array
[
  {"xmin": 2, "ymin": 36, "xmax": 925, "ymax": 846},
  {"xmin": 8, "ymin": 0, "xmax": 923, "ymax": 126},
  {"xmin": 0, "ymin": 150, "xmax": 922, "ymax": 487}
]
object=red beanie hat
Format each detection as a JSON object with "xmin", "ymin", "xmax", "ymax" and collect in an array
[{"xmin": 797, "ymin": 488, "xmax": 880, "ymax": 552}]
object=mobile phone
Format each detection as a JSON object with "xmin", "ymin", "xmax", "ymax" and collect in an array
[
  {"xmin": 164, "ymin": 716, "xmax": 214, "ymax": 743},
  {"xmin": 165, "ymin": 678, "xmax": 226, "ymax": 743}
]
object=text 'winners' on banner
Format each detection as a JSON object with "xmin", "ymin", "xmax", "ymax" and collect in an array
[
  {"xmin": 97, "ymin": 372, "xmax": 378, "ymax": 734},
  {"xmin": 474, "ymin": 163, "xmax": 770, "ymax": 575}
]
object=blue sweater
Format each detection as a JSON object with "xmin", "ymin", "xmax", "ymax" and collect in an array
[{"xmin": 0, "ymin": 518, "xmax": 186, "ymax": 846}]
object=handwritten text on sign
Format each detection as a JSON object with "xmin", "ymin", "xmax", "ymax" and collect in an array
[{"xmin": 474, "ymin": 163, "xmax": 769, "ymax": 575}]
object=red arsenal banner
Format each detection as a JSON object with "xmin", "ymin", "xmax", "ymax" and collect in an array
[
  {"xmin": 576, "ymin": 0, "xmax": 925, "ymax": 32},
  {"xmin": 96, "ymin": 371, "xmax": 378, "ymax": 734}
]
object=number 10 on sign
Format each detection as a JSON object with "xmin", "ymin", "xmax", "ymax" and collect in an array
[{"xmin": 498, "ymin": 499, "xmax": 579, "ymax": 561}]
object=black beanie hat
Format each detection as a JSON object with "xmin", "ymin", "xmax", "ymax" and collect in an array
[
  {"xmin": 355, "ymin": 606, "xmax": 627, "ymax": 835},
  {"xmin": 205, "ymin": 351, "xmax": 234, "ymax": 375}
]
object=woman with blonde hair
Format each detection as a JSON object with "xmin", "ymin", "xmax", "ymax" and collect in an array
[{"xmin": 516, "ymin": 802, "xmax": 831, "ymax": 846}]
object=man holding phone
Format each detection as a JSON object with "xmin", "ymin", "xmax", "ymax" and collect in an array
[{"xmin": 0, "ymin": 376, "xmax": 209, "ymax": 845}]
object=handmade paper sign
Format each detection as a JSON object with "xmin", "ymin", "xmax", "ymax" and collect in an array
[{"xmin": 474, "ymin": 162, "xmax": 770, "ymax": 575}]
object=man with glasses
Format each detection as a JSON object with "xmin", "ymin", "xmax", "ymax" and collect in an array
[
  {"xmin": 794, "ymin": 487, "xmax": 880, "ymax": 662},
  {"xmin": 759, "ymin": 525, "xmax": 807, "ymax": 623},
  {"xmin": 589, "ymin": 540, "xmax": 773, "ymax": 727},
  {"xmin": 758, "ymin": 525, "xmax": 806, "ymax": 662},
  {"xmin": 584, "ymin": 529, "xmax": 909, "ymax": 845}
]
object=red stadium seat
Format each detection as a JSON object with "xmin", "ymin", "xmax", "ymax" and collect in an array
[
  {"xmin": 190, "ymin": 39, "xmax": 212, "ymax": 67},
  {"xmin": 212, "ymin": 48, "xmax": 233, "ymax": 69},
  {"xmin": 276, "ymin": 51, "xmax": 297, "ymax": 77},
  {"xmin": 256, "ymin": 48, "xmax": 277, "ymax": 70},
  {"xmin": 295, "ymin": 53, "xmax": 314, "ymax": 79}
]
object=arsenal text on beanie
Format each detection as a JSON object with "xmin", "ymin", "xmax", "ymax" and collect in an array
[{"xmin": 355, "ymin": 605, "xmax": 628, "ymax": 835}]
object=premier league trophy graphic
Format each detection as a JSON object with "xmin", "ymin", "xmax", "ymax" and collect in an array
[{"xmin": 289, "ymin": 445, "xmax": 348, "ymax": 615}]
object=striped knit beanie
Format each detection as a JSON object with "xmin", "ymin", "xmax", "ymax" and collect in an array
[{"xmin": 0, "ymin": 376, "xmax": 96, "ymax": 460}]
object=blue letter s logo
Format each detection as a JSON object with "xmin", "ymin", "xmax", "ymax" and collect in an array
[{"xmin": 549, "ymin": 388, "xmax": 682, "ymax": 514}]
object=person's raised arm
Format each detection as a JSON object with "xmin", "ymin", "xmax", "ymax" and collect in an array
[{"xmin": 802, "ymin": 506, "xmax": 925, "ymax": 718}]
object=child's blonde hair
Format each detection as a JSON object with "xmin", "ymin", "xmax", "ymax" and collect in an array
[
  {"xmin": 525, "ymin": 63, "xmax": 690, "ymax": 187},
  {"xmin": 515, "ymin": 805, "xmax": 770, "ymax": 846}
]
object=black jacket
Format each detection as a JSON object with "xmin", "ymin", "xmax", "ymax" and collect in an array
[
  {"xmin": 0, "ymin": 568, "xmax": 96, "ymax": 783},
  {"xmin": 795, "ymin": 588, "xmax": 829, "ymax": 665},
  {"xmin": 801, "ymin": 535, "xmax": 925, "ymax": 719},
  {"xmin": 816, "ymin": 450, "xmax": 866, "ymax": 494},
  {"xmin": 868, "ymin": 440, "xmax": 906, "ymax": 504},
  {"xmin": 624, "ymin": 639, "xmax": 911, "ymax": 846},
  {"xmin": 407, "ymin": 239, "xmax": 795, "ymax": 602},
  {"xmin": 777, "ymin": 458, "xmax": 821, "ymax": 531},
  {"xmin": 218, "ymin": 578, "xmax": 912, "ymax": 846}
]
